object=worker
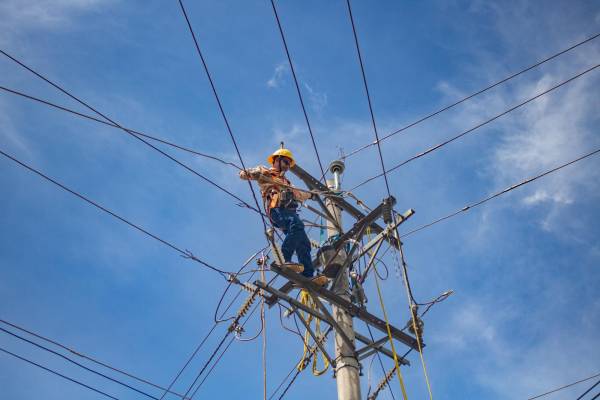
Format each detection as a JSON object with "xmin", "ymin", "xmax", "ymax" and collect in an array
[{"xmin": 239, "ymin": 145, "xmax": 327, "ymax": 285}]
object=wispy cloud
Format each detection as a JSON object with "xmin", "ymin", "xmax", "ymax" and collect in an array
[
  {"xmin": 436, "ymin": 44, "xmax": 600, "ymax": 236},
  {"xmin": 0, "ymin": 0, "xmax": 111, "ymax": 45},
  {"xmin": 302, "ymin": 82, "xmax": 328, "ymax": 113},
  {"xmin": 0, "ymin": 99, "xmax": 33, "ymax": 158},
  {"xmin": 267, "ymin": 62, "xmax": 288, "ymax": 88}
]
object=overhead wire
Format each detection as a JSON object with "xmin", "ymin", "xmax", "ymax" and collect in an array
[
  {"xmin": 0, "ymin": 318, "xmax": 187, "ymax": 399},
  {"xmin": 345, "ymin": 0, "xmax": 392, "ymax": 197},
  {"xmin": 0, "ymin": 85, "xmax": 242, "ymax": 170},
  {"xmin": 175, "ymin": 0, "xmax": 270, "ymax": 235},
  {"xmin": 188, "ymin": 300, "xmax": 263, "ymax": 398},
  {"xmin": 345, "ymin": 1, "xmax": 433, "ymax": 397},
  {"xmin": 349, "ymin": 63, "xmax": 600, "ymax": 192},
  {"xmin": 0, "ymin": 148, "xmax": 230, "ymax": 277},
  {"xmin": 159, "ymin": 247, "xmax": 272, "ymax": 399},
  {"xmin": 0, "ymin": 326, "xmax": 159, "ymax": 399},
  {"xmin": 0, "ymin": 49, "xmax": 263, "ymax": 215},
  {"xmin": 575, "ymin": 379, "xmax": 600, "ymax": 400},
  {"xmin": 0, "ymin": 345, "xmax": 120, "ymax": 400},
  {"xmin": 271, "ymin": 327, "xmax": 334, "ymax": 400},
  {"xmin": 342, "ymin": 32, "xmax": 600, "ymax": 160},
  {"xmin": 269, "ymin": 0, "xmax": 327, "ymax": 180},
  {"xmin": 526, "ymin": 372, "xmax": 600, "ymax": 400},
  {"xmin": 401, "ymin": 146, "xmax": 600, "ymax": 239},
  {"xmin": 175, "ymin": 6, "xmax": 277, "ymax": 398}
]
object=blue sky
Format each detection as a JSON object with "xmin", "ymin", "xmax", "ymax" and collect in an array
[{"xmin": 1, "ymin": 1, "xmax": 599, "ymax": 399}]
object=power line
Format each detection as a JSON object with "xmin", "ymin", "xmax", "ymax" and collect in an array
[
  {"xmin": 0, "ymin": 318, "xmax": 187, "ymax": 399},
  {"xmin": 0, "ymin": 49, "xmax": 262, "ymax": 215},
  {"xmin": 345, "ymin": 0, "xmax": 392, "ymax": 197},
  {"xmin": 269, "ymin": 0, "xmax": 327, "ymax": 180},
  {"xmin": 342, "ymin": 0, "xmax": 396, "ymax": 394},
  {"xmin": 0, "ymin": 326, "xmax": 160, "ymax": 399},
  {"xmin": 349, "ymin": 63, "xmax": 600, "ymax": 192},
  {"xmin": 0, "ymin": 85, "xmax": 242, "ymax": 170},
  {"xmin": 401, "ymin": 146, "xmax": 600, "ymax": 239},
  {"xmin": 187, "ymin": 300, "xmax": 262, "ymax": 399},
  {"xmin": 0, "ymin": 345, "xmax": 120, "ymax": 400},
  {"xmin": 345, "ymin": 3, "xmax": 433, "ymax": 397},
  {"xmin": 176, "ymin": 0, "xmax": 270, "ymax": 236},
  {"xmin": 343, "ymin": 32, "xmax": 600, "ymax": 160},
  {"xmin": 159, "ymin": 248, "xmax": 267, "ymax": 400},
  {"xmin": 526, "ymin": 372, "xmax": 600, "ymax": 400},
  {"xmin": 0, "ymin": 147, "xmax": 230, "ymax": 277},
  {"xmin": 158, "ymin": 324, "xmax": 218, "ymax": 400},
  {"xmin": 576, "ymin": 379, "xmax": 600, "ymax": 400}
]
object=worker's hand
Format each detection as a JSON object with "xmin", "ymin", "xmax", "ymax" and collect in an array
[{"xmin": 310, "ymin": 192, "xmax": 319, "ymax": 201}]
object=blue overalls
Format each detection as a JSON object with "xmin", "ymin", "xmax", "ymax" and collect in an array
[{"xmin": 270, "ymin": 207, "xmax": 315, "ymax": 278}]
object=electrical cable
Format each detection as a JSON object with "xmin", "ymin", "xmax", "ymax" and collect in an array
[
  {"xmin": 345, "ymin": 0, "xmax": 392, "ymax": 197},
  {"xmin": 350, "ymin": 63, "xmax": 600, "ymax": 192},
  {"xmin": 343, "ymin": 32, "xmax": 600, "ymax": 160},
  {"xmin": 0, "ymin": 147, "xmax": 230, "ymax": 277},
  {"xmin": 269, "ymin": 0, "xmax": 327, "ymax": 180},
  {"xmin": 346, "ymin": 2, "xmax": 434, "ymax": 397},
  {"xmin": 159, "ymin": 248, "xmax": 272, "ymax": 400},
  {"xmin": 176, "ymin": 0, "xmax": 271, "ymax": 238},
  {"xmin": 188, "ymin": 301, "xmax": 262, "ymax": 398},
  {"xmin": 0, "ymin": 345, "xmax": 120, "ymax": 400},
  {"xmin": 365, "ymin": 322, "xmax": 397, "ymax": 400},
  {"xmin": 0, "ymin": 318, "xmax": 187, "ymax": 399},
  {"xmin": 401, "ymin": 146, "xmax": 600, "ymax": 239},
  {"xmin": 0, "ymin": 85, "xmax": 242, "ymax": 170},
  {"xmin": 158, "ymin": 324, "xmax": 218, "ymax": 400},
  {"xmin": 575, "ymin": 379, "xmax": 600, "ymax": 400},
  {"xmin": 0, "ymin": 49, "xmax": 262, "ymax": 215},
  {"xmin": 526, "ymin": 372, "xmax": 600, "ymax": 400},
  {"xmin": 0, "ymin": 326, "xmax": 159, "ymax": 399},
  {"xmin": 270, "ymin": 327, "xmax": 334, "ymax": 400}
]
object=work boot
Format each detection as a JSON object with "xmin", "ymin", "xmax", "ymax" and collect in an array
[
  {"xmin": 280, "ymin": 262, "xmax": 304, "ymax": 274},
  {"xmin": 311, "ymin": 275, "xmax": 329, "ymax": 287}
]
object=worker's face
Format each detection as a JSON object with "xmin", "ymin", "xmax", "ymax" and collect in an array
[{"xmin": 275, "ymin": 157, "xmax": 291, "ymax": 172}]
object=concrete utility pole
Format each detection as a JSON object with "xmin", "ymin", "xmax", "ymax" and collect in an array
[{"xmin": 326, "ymin": 160, "xmax": 361, "ymax": 400}]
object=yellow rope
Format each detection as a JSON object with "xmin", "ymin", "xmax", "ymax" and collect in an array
[
  {"xmin": 366, "ymin": 228, "xmax": 409, "ymax": 399},
  {"xmin": 372, "ymin": 260, "xmax": 410, "ymax": 400},
  {"xmin": 296, "ymin": 289, "xmax": 329, "ymax": 376},
  {"xmin": 392, "ymin": 225, "xmax": 434, "ymax": 400}
]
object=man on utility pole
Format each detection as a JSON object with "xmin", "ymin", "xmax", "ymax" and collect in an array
[{"xmin": 239, "ymin": 143, "xmax": 327, "ymax": 285}]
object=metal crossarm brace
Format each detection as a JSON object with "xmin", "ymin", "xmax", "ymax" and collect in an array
[
  {"xmin": 293, "ymin": 310, "xmax": 335, "ymax": 367},
  {"xmin": 309, "ymin": 293, "xmax": 355, "ymax": 351},
  {"xmin": 256, "ymin": 279, "xmax": 355, "ymax": 352},
  {"xmin": 354, "ymin": 209, "xmax": 415, "ymax": 262},
  {"xmin": 331, "ymin": 196, "xmax": 396, "ymax": 252},
  {"xmin": 270, "ymin": 265, "xmax": 421, "ymax": 351},
  {"xmin": 267, "ymin": 196, "xmax": 395, "ymax": 306},
  {"xmin": 256, "ymin": 280, "xmax": 408, "ymax": 365},
  {"xmin": 291, "ymin": 164, "xmax": 400, "ymax": 249},
  {"xmin": 354, "ymin": 334, "xmax": 409, "ymax": 365}
]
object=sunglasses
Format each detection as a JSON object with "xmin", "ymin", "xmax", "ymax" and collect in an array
[{"xmin": 277, "ymin": 157, "xmax": 291, "ymax": 165}]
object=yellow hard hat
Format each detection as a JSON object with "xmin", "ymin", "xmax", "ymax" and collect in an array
[{"xmin": 267, "ymin": 145, "xmax": 296, "ymax": 167}]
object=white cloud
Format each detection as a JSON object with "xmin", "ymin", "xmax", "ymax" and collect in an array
[
  {"xmin": 0, "ymin": 0, "xmax": 110, "ymax": 44},
  {"xmin": 267, "ymin": 62, "xmax": 288, "ymax": 88},
  {"xmin": 437, "ymin": 43, "xmax": 600, "ymax": 235},
  {"xmin": 0, "ymin": 99, "xmax": 32, "ymax": 157},
  {"xmin": 303, "ymin": 82, "xmax": 328, "ymax": 113}
]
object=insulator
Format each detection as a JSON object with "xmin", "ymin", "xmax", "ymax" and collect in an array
[{"xmin": 382, "ymin": 197, "xmax": 393, "ymax": 225}]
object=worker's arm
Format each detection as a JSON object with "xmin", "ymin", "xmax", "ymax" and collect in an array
[
  {"xmin": 239, "ymin": 166, "xmax": 263, "ymax": 181},
  {"xmin": 292, "ymin": 188, "xmax": 314, "ymax": 202}
]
